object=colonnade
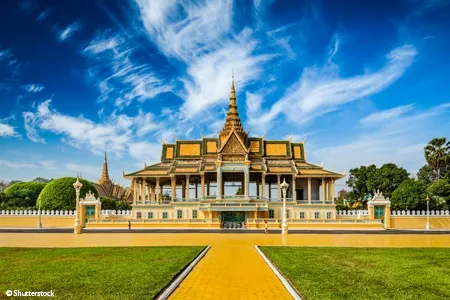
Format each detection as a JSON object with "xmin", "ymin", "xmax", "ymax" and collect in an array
[{"xmin": 132, "ymin": 175, "xmax": 336, "ymax": 204}]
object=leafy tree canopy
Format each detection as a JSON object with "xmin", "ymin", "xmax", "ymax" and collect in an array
[
  {"xmin": 3, "ymin": 181, "xmax": 47, "ymax": 207},
  {"xmin": 32, "ymin": 177, "xmax": 53, "ymax": 183},
  {"xmin": 38, "ymin": 177, "xmax": 98, "ymax": 210},
  {"xmin": 347, "ymin": 163, "xmax": 409, "ymax": 200},
  {"xmin": 427, "ymin": 179, "xmax": 450, "ymax": 209},
  {"xmin": 100, "ymin": 196, "xmax": 131, "ymax": 210},
  {"xmin": 391, "ymin": 180, "xmax": 429, "ymax": 211},
  {"xmin": 424, "ymin": 137, "xmax": 450, "ymax": 180}
]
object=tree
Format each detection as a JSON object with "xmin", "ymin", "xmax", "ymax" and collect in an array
[
  {"xmin": 424, "ymin": 137, "xmax": 450, "ymax": 180},
  {"xmin": 427, "ymin": 179, "xmax": 450, "ymax": 209},
  {"xmin": 100, "ymin": 197, "xmax": 116, "ymax": 210},
  {"xmin": 371, "ymin": 163, "xmax": 409, "ymax": 198},
  {"xmin": 4, "ymin": 181, "xmax": 47, "ymax": 207},
  {"xmin": 32, "ymin": 177, "xmax": 52, "ymax": 183},
  {"xmin": 417, "ymin": 165, "xmax": 436, "ymax": 184},
  {"xmin": 346, "ymin": 165, "xmax": 377, "ymax": 200},
  {"xmin": 347, "ymin": 163, "xmax": 409, "ymax": 200},
  {"xmin": 390, "ymin": 180, "xmax": 428, "ymax": 211},
  {"xmin": 37, "ymin": 177, "xmax": 98, "ymax": 210},
  {"xmin": 235, "ymin": 186, "xmax": 243, "ymax": 195}
]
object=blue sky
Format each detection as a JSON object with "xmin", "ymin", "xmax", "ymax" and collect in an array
[{"xmin": 1, "ymin": 0, "xmax": 450, "ymax": 188}]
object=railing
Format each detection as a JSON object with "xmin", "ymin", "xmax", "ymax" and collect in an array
[
  {"xmin": 100, "ymin": 210, "xmax": 132, "ymax": 216},
  {"xmin": 93, "ymin": 218, "xmax": 220, "ymax": 224},
  {"xmin": 0, "ymin": 210, "xmax": 75, "ymax": 216},
  {"xmin": 199, "ymin": 203, "xmax": 268, "ymax": 208},
  {"xmin": 337, "ymin": 210, "xmax": 369, "ymax": 216},
  {"xmin": 248, "ymin": 218, "xmax": 382, "ymax": 224},
  {"xmin": 391, "ymin": 210, "xmax": 450, "ymax": 216}
]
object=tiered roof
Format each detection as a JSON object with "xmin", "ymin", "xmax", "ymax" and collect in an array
[{"xmin": 124, "ymin": 76, "xmax": 344, "ymax": 180}]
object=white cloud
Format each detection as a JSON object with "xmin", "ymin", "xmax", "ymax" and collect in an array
[
  {"xmin": 0, "ymin": 160, "xmax": 37, "ymax": 169},
  {"xmin": 83, "ymin": 30, "xmax": 172, "ymax": 108},
  {"xmin": 360, "ymin": 104, "xmax": 415, "ymax": 125},
  {"xmin": 0, "ymin": 123, "xmax": 19, "ymax": 138},
  {"xmin": 40, "ymin": 160, "xmax": 56, "ymax": 170},
  {"xmin": 65, "ymin": 163, "xmax": 99, "ymax": 179},
  {"xmin": 247, "ymin": 44, "xmax": 417, "ymax": 133},
  {"xmin": 135, "ymin": 0, "xmax": 274, "ymax": 117},
  {"xmin": 22, "ymin": 99, "xmax": 162, "ymax": 156},
  {"xmin": 22, "ymin": 84, "xmax": 45, "ymax": 93},
  {"xmin": 128, "ymin": 141, "xmax": 161, "ymax": 164},
  {"xmin": 313, "ymin": 102, "xmax": 450, "ymax": 181},
  {"xmin": 58, "ymin": 21, "xmax": 81, "ymax": 42}
]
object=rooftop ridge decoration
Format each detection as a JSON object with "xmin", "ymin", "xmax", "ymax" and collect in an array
[
  {"xmin": 219, "ymin": 73, "xmax": 247, "ymax": 147},
  {"xmin": 98, "ymin": 151, "xmax": 112, "ymax": 185}
]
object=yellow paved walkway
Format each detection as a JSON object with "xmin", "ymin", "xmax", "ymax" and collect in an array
[{"xmin": 2, "ymin": 233, "xmax": 450, "ymax": 300}]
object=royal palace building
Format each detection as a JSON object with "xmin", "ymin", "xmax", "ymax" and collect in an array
[{"xmin": 123, "ymin": 77, "xmax": 345, "ymax": 228}]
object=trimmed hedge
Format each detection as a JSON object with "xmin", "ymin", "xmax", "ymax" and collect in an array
[
  {"xmin": 4, "ymin": 182, "xmax": 47, "ymax": 207},
  {"xmin": 37, "ymin": 177, "xmax": 98, "ymax": 210}
]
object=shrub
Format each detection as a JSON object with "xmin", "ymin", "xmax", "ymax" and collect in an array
[
  {"xmin": 4, "ymin": 181, "xmax": 47, "ymax": 207},
  {"xmin": 37, "ymin": 177, "xmax": 98, "ymax": 210},
  {"xmin": 100, "ymin": 196, "xmax": 132, "ymax": 210}
]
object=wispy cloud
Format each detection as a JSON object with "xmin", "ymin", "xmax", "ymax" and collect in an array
[
  {"xmin": 40, "ymin": 160, "xmax": 56, "ymax": 170},
  {"xmin": 246, "ymin": 44, "xmax": 417, "ymax": 134},
  {"xmin": 22, "ymin": 99, "xmax": 163, "ymax": 163},
  {"xmin": 83, "ymin": 30, "xmax": 172, "ymax": 108},
  {"xmin": 360, "ymin": 104, "xmax": 415, "ymax": 125},
  {"xmin": 0, "ymin": 123, "xmax": 19, "ymax": 138},
  {"xmin": 0, "ymin": 160, "xmax": 37, "ymax": 169},
  {"xmin": 314, "ymin": 102, "xmax": 450, "ymax": 180},
  {"xmin": 57, "ymin": 21, "xmax": 81, "ymax": 42},
  {"xmin": 134, "ymin": 0, "xmax": 274, "ymax": 117},
  {"xmin": 65, "ymin": 163, "xmax": 99, "ymax": 179},
  {"xmin": 22, "ymin": 84, "xmax": 45, "ymax": 93},
  {"xmin": 36, "ymin": 8, "xmax": 52, "ymax": 22}
]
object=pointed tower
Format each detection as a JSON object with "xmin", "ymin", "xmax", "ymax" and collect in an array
[
  {"xmin": 98, "ymin": 151, "xmax": 112, "ymax": 185},
  {"xmin": 219, "ymin": 72, "xmax": 247, "ymax": 147}
]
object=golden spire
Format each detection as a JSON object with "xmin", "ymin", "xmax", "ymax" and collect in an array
[
  {"xmin": 219, "ymin": 71, "xmax": 247, "ymax": 146},
  {"xmin": 99, "ymin": 151, "xmax": 112, "ymax": 185}
]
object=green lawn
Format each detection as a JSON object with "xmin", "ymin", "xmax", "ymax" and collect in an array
[
  {"xmin": 0, "ymin": 246, "xmax": 204, "ymax": 299},
  {"xmin": 260, "ymin": 247, "xmax": 450, "ymax": 300}
]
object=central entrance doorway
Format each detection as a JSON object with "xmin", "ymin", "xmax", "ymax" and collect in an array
[{"xmin": 221, "ymin": 212, "xmax": 246, "ymax": 229}]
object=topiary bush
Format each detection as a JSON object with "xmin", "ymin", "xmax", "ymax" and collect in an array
[
  {"xmin": 37, "ymin": 177, "xmax": 98, "ymax": 210},
  {"xmin": 4, "ymin": 181, "xmax": 47, "ymax": 207}
]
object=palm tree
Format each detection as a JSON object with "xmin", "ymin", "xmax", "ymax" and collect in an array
[{"xmin": 424, "ymin": 137, "xmax": 450, "ymax": 180}]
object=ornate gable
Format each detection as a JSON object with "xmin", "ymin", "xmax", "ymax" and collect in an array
[{"xmin": 220, "ymin": 131, "xmax": 248, "ymax": 154}]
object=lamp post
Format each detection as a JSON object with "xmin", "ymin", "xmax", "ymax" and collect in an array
[
  {"xmin": 426, "ymin": 195, "xmax": 430, "ymax": 230},
  {"xmin": 280, "ymin": 178, "xmax": 289, "ymax": 235},
  {"xmin": 37, "ymin": 199, "xmax": 42, "ymax": 229},
  {"xmin": 73, "ymin": 176, "xmax": 83, "ymax": 234}
]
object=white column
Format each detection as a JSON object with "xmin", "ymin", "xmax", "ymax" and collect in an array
[
  {"xmin": 277, "ymin": 175, "xmax": 281, "ymax": 200},
  {"xmin": 155, "ymin": 178, "xmax": 160, "ymax": 203},
  {"xmin": 244, "ymin": 169, "xmax": 250, "ymax": 199},
  {"xmin": 133, "ymin": 179, "xmax": 138, "ymax": 204},
  {"xmin": 141, "ymin": 180, "xmax": 146, "ymax": 202},
  {"xmin": 216, "ymin": 167, "xmax": 222, "ymax": 199},
  {"xmin": 261, "ymin": 174, "xmax": 266, "ymax": 200},
  {"xmin": 201, "ymin": 174, "xmax": 205, "ymax": 199},
  {"xmin": 185, "ymin": 175, "xmax": 190, "ymax": 200},
  {"xmin": 292, "ymin": 176, "xmax": 296, "ymax": 201},
  {"xmin": 322, "ymin": 178, "xmax": 326, "ymax": 203},
  {"xmin": 308, "ymin": 177, "xmax": 312, "ymax": 204}
]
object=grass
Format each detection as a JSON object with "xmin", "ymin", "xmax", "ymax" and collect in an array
[
  {"xmin": 260, "ymin": 247, "xmax": 450, "ymax": 300},
  {"xmin": 0, "ymin": 246, "xmax": 204, "ymax": 299}
]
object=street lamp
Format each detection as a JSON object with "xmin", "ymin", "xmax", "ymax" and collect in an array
[
  {"xmin": 73, "ymin": 176, "xmax": 83, "ymax": 234},
  {"xmin": 426, "ymin": 195, "xmax": 430, "ymax": 230},
  {"xmin": 280, "ymin": 178, "xmax": 289, "ymax": 234},
  {"xmin": 37, "ymin": 198, "xmax": 42, "ymax": 229}
]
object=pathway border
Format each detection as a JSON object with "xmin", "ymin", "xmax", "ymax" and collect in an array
[
  {"xmin": 157, "ymin": 245, "xmax": 211, "ymax": 300},
  {"xmin": 255, "ymin": 245, "xmax": 303, "ymax": 300}
]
